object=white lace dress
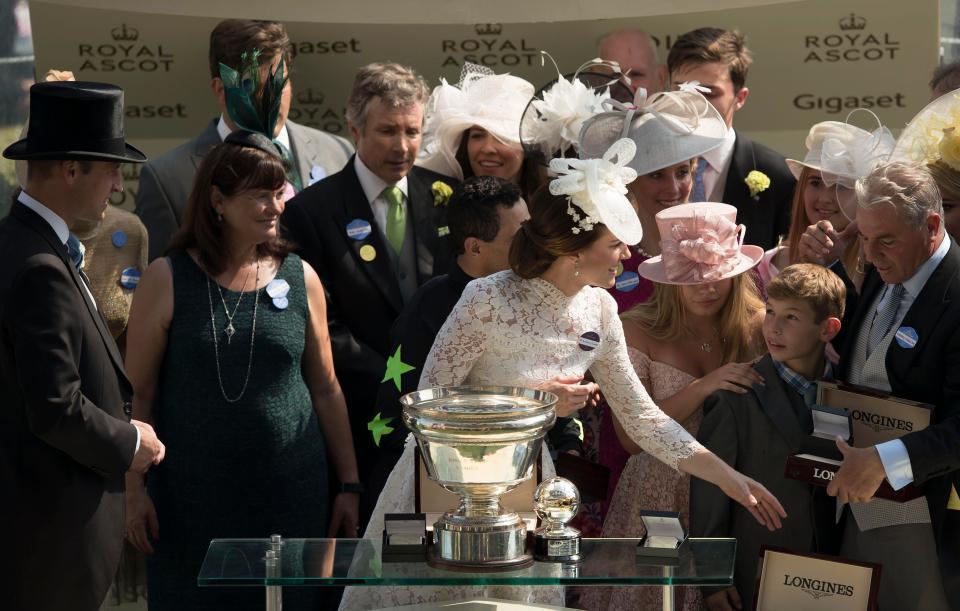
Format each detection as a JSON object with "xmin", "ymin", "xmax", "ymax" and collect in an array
[{"xmin": 338, "ymin": 271, "xmax": 703, "ymax": 611}]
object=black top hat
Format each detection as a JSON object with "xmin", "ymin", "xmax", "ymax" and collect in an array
[{"xmin": 3, "ymin": 81, "xmax": 147, "ymax": 163}]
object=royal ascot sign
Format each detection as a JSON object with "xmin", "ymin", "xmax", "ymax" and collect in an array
[{"xmin": 25, "ymin": 0, "xmax": 937, "ymax": 210}]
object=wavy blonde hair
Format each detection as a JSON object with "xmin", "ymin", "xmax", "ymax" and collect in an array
[{"xmin": 621, "ymin": 273, "xmax": 765, "ymax": 363}]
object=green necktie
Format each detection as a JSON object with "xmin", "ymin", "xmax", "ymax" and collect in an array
[{"xmin": 383, "ymin": 186, "xmax": 406, "ymax": 254}]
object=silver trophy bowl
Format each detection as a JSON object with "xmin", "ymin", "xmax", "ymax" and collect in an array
[{"xmin": 401, "ymin": 386, "xmax": 558, "ymax": 568}]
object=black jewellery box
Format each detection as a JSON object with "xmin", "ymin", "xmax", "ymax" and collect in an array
[
  {"xmin": 636, "ymin": 510, "xmax": 687, "ymax": 564},
  {"xmin": 784, "ymin": 405, "xmax": 851, "ymax": 488}
]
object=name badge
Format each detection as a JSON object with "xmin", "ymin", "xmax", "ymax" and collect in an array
[
  {"xmin": 578, "ymin": 331, "xmax": 601, "ymax": 351},
  {"xmin": 119, "ymin": 267, "xmax": 140, "ymax": 289},
  {"xmin": 615, "ymin": 271, "xmax": 640, "ymax": 292},
  {"xmin": 895, "ymin": 326, "xmax": 918, "ymax": 349},
  {"xmin": 347, "ymin": 219, "xmax": 373, "ymax": 241},
  {"xmin": 266, "ymin": 278, "xmax": 290, "ymax": 299}
]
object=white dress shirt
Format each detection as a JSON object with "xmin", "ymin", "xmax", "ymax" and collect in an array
[
  {"xmin": 353, "ymin": 155, "xmax": 409, "ymax": 239},
  {"xmin": 874, "ymin": 234, "xmax": 951, "ymax": 489},
  {"xmin": 700, "ymin": 127, "xmax": 737, "ymax": 201}
]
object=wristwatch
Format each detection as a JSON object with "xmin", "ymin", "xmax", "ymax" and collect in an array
[{"xmin": 340, "ymin": 482, "xmax": 364, "ymax": 494}]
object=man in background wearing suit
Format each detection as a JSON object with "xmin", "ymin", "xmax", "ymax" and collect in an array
[
  {"xmin": 136, "ymin": 18, "xmax": 354, "ymax": 260},
  {"xmin": 282, "ymin": 63, "xmax": 456, "ymax": 518},
  {"xmin": 669, "ymin": 27, "xmax": 795, "ymax": 250},
  {"xmin": 0, "ymin": 81, "xmax": 164, "ymax": 611},
  {"xmin": 827, "ymin": 162, "xmax": 958, "ymax": 610}
]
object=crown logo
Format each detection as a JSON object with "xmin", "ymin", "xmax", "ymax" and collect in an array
[
  {"xmin": 296, "ymin": 88, "xmax": 325, "ymax": 106},
  {"xmin": 475, "ymin": 23, "xmax": 502, "ymax": 36},
  {"xmin": 838, "ymin": 13, "xmax": 867, "ymax": 31},
  {"xmin": 111, "ymin": 23, "xmax": 139, "ymax": 41}
]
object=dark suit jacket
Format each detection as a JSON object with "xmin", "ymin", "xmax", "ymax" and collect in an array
[
  {"xmin": 280, "ymin": 159, "xmax": 456, "ymax": 480},
  {"xmin": 135, "ymin": 118, "xmax": 354, "ymax": 260},
  {"xmin": 691, "ymin": 355, "xmax": 839, "ymax": 608},
  {"xmin": 837, "ymin": 238, "xmax": 960, "ymax": 607},
  {"xmin": 0, "ymin": 203, "xmax": 138, "ymax": 611},
  {"xmin": 721, "ymin": 132, "xmax": 796, "ymax": 250}
]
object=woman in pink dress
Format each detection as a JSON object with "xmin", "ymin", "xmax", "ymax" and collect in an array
[{"xmin": 582, "ymin": 202, "xmax": 767, "ymax": 611}]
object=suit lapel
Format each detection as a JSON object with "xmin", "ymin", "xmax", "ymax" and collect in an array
[
  {"xmin": 335, "ymin": 162, "xmax": 403, "ymax": 311},
  {"xmin": 752, "ymin": 355, "xmax": 809, "ymax": 449},
  {"xmin": 11, "ymin": 205, "xmax": 128, "ymax": 380},
  {"xmin": 286, "ymin": 121, "xmax": 313, "ymax": 186},
  {"xmin": 886, "ymin": 239, "xmax": 959, "ymax": 381},
  {"xmin": 189, "ymin": 119, "xmax": 223, "ymax": 170}
]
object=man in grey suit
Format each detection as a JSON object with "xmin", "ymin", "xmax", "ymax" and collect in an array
[{"xmin": 136, "ymin": 19, "xmax": 353, "ymax": 260}]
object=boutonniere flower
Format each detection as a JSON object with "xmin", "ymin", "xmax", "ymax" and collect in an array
[
  {"xmin": 432, "ymin": 181, "xmax": 453, "ymax": 207},
  {"xmin": 744, "ymin": 170, "xmax": 771, "ymax": 199}
]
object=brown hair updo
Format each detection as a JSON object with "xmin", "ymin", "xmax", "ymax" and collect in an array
[{"xmin": 509, "ymin": 185, "xmax": 606, "ymax": 278}]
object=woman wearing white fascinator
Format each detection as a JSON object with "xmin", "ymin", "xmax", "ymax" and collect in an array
[
  {"xmin": 764, "ymin": 111, "xmax": 893, "ymax": 290},
  {"xmin": 418, "ymin": 63, "xmax": 540, "ymax": 196}
]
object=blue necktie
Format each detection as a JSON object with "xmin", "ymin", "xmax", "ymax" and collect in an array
[
  {"xmin": 691, "ymin": 157, "xmax": 709, "ymax": 202},
  {"xmin": 65, "ymin": 234, "xmax": 85, "ymax": 271}
]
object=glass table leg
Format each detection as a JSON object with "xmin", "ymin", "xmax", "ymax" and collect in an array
[{"xmin": 662, "ymin": 565, "xmax": 675, "ymax": 611}]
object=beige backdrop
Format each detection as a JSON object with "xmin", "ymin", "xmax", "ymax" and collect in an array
[{"xmin": 26, "ymin": 0, "xmax": 939, "ymax": 209}]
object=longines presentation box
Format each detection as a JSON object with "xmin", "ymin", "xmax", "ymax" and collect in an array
[
  {"xmin": 752, "ymin": 547, "xmax": 880, "ymax": 611},
  {"xmin": 414, "ymin": 447, "xmax": 542, "ymax": 531},
  {"xmin": 784, "ymin": 381, "xmax": 931, "ymax": 502}
]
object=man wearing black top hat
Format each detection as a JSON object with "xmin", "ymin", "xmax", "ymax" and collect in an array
[{"xmin": 0, "ymin": 81, "xmax": 165, "ymax": 611}]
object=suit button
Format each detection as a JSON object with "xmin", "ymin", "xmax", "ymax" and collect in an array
[{"xmin": 123, "ymin": 401, "xmax": 132, "ymax": 417}]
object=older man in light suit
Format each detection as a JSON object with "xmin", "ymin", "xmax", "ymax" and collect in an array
[{"xmin": 136, "ymin": 19, "xmax": 353, "ymax": 260}]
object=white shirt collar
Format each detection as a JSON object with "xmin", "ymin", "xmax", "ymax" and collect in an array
[
  {"xmin": 17, "ymin": 190, "xmax": 70, "ymax": 245},
  {"xmin": 902, "ymin": 233, "xmax": 951, "ymax": 298},
  {"xmin": 353, "ymin": 155, "xmax": 408, "ymax": 205},
  {"xmin": 701, "ymin": 126, "xmax": 737, "ymax": 171},
  {"xmin": 216, "ymin": 114, "xmax": 291, "ymax": 150}
]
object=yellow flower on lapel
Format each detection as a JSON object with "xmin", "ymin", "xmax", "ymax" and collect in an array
[
  {"xmin": 744, "ymin": 170, "xmax": 771, "ymax": 198},
  {"xmin": 432, "ymin": 181, "xmax": 453, "ymax": 207}
]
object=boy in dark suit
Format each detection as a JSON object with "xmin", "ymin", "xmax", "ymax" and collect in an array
[{"xmin": 691, "ymin": 263, "xmax": 845, "ymax": 611}]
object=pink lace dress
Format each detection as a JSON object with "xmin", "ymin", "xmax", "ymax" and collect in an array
[{"xmin": 578, "ymin": 348, "xmax": 703, "ymax": 611}]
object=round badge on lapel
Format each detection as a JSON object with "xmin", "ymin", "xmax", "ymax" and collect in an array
[
  {"xmin": 615, "ymin": 271, "xmax": 640, "ymax": 292},
  {"xmin": 346, "ymin": 219, "xmax": 373, "ymax": 241},
  {"xmin": 111, "ymin": 230, "xmax": 127, "ymax": 248},
  {"xmin": 578, "ymin": 331, "xmax": 601, "ymax": 351},
  {"xmin": 119, "ymin": 267, "xmax": 141, "ymax": 289},
  {"xmin": 359, "ymin": 244, "xmax": 377, "ymax": 262},
  {"xmin": 895, "ymin": 326, "xmax": 918, "ymax": 349}
]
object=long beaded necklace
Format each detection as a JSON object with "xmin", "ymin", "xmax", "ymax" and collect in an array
[{"xmin": 205, "ymin": 259, "xmax": 261, "ymax": 403}]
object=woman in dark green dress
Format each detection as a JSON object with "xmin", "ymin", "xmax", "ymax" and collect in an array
[{"xmin": 124, "ymin": 132, "xmax": 360, "ymax": 610}]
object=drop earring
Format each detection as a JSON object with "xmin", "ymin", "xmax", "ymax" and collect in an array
[
  {"xmin": 217, "ymin": 211, "xmax": 223, "ymax": 222},
  {"xmin": 573, "ymin": 258, "xmax": 581, "ymax": 277}
]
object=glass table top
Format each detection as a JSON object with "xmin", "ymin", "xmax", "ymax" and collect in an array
[{"xmin": 198, "ymin": 538, "xmax": 736, "ymax": 587}]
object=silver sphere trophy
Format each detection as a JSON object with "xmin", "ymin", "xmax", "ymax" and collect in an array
[
  {"xmin": 533, "ymin": 476, "xmax": 582, "ymax": 562},
  {"xmin": 401, "ymin": 386, "xmax": 557, "ymax": 569}
]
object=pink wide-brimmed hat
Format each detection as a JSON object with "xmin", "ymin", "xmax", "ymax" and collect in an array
[{"xmin": 638, "ymin": 202, "xmax": 763, "ymax": 285}]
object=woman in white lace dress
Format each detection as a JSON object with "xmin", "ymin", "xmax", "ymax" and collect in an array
[{"xmin": 340, "ymin": 140, "xmax": 785, "ymax": 611}]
